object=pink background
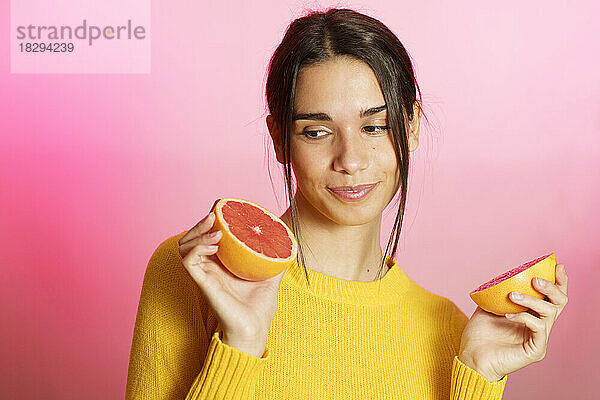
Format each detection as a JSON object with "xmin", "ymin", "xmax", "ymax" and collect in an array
[{"xmin": 1, "ymin": 1, "xmax": 598, "ymax": 399}]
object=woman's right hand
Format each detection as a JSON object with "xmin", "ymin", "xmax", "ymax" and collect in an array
[{"xmin": 178, "ymin": 203, "xmax": 286, "ymax": 357}]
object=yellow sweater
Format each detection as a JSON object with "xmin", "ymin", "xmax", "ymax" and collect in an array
[{"xmin": 126, "ymin": 233, "xmax": 508, "ymax": 399}]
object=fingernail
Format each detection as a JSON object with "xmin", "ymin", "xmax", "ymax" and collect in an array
[
  {"xmin": 535, "ymin": 277, "xmax": 547, "ymax": 287},
  {"xmin": 209, "ymin": 230, "xmax": 221, "ymax": 237},
  {"xmin": 511, "ymin": 292, "xmax": 523, "ymax": 300}
]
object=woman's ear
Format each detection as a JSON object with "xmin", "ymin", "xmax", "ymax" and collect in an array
[
  {"xmin": 266, "ymin": 115, "xmax": 285, "ymax": 164},
  {"xmin": 408, "ymin": 101, "xmax": 421, "ymax": 152}
]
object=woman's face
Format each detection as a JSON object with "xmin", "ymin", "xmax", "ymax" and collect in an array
[{"xmin": 268, "ymin": 56, "xmax": 419, "ymax": 226}]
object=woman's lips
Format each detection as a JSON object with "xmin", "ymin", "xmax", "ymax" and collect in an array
[
  {"xmin": 328, "ymin": 183, "xmax": 378, "ymax": 191},
  {"xmin": 327, "ymin": 183, "xmax": 378, "ymax": 201}
]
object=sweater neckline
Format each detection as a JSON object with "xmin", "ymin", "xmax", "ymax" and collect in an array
[{"xmin": 284, "ymin": 255, "xmax": 410, "ymax": 306}]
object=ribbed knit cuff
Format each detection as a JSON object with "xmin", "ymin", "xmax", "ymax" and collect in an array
[
  {"xmin": 450, "ymin": 355, "xmax": 507, "ymax": 400},
  {"xmin": 185, "ymin": 331, "xmax": 270, "ymax": 400}
]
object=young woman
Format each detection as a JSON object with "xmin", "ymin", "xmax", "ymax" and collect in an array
[{"xmin": 126, "ymin": 8, "xmax": 568, "ymax": 400}]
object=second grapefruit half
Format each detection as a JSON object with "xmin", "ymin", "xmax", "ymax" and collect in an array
[
  {"xmin": 209, "ymin": 198, "xmax": 298, "ymax": 281},
  {"xmin": 469, "ymin": 253, "xmax": 557, "ymax": 316}
]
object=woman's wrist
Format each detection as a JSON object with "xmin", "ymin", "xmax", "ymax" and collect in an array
[
  {"xmin": 221, "ymin": 331, "xmax": 267, "ymax": 358},
  {"xmin": 457, "ymin": 352, "xmax": 503, "ymax": 382}
]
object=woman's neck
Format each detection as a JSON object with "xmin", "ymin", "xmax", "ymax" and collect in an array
[{"xmin": 279, "ymin": 198, "xmax": 388, "ymax": 282}]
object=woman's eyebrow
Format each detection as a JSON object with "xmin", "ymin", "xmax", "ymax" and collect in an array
[{"xmin": 292, "ymin": 104, "xmax": 387, "ymax": 121}]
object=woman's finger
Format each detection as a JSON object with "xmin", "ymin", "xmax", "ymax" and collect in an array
[
  {"xmin": 505, "ymin": 312, "xmax": 547, "ymax": 360},
  {"xmin": 179, "ymin": 230, "xmax": 222, "ymax": 258},
  {"xmin": 178, "ymin": 212, "xmax": 216, "ymax": 246},
  {"xmin": 532, "ymin": 273, "xmax": 568, "ymax": 318},
  {"xmin": 509, "ymin": 291, "xmax": 557, "ymax": 319},
  {"xmin": 181, "ymin": 242, "xmax": 219, "ymax": 284},
  {"xmin": 555, "ymin": 264, "xmax": 568, "ymax": 297}
]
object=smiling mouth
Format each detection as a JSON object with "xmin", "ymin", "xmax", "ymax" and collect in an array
[
  {"xmin": 326, "ymin": 182, "xmax": 379, "ymax": 201},
  {"xmin": 327, "ymin": 183, "xmax": 378, "ymax": 192}
]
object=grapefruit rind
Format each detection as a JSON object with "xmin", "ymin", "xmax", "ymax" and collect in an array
[
  {"xmin": 211, "ymin": 198, "xmax": 298, "ymax": 281},
  {"xmin": 469, "ymin": 253, "xmax": 557, "ymax": 316}
]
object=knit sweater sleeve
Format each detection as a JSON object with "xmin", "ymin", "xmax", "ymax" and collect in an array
[
  {"xmin": 125, "ymin": 234, "xmax": 269, "ymax": 400},
  {"xmin": 445, "ymin": 301, "xmax": 508, "ymax": 399},
  {"xmin": 185, "ymin": 330, "xmax": 270, "ymax": 399}
]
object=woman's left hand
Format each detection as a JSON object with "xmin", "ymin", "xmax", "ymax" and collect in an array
[{"xmin": 457, "ymin": 263, "xmax": 569, "ymax": 382}]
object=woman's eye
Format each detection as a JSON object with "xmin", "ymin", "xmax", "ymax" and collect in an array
[
  {"xmin": 302, "ymin": 130, "xmax": 329, "ymax": 139},
  {"xmin": 364, "ymin": 125, "xmax": 390, "ymax": 134},
  {"xmin": 302, "ymin": 126, "xmax": 390, "ymax": 139}
]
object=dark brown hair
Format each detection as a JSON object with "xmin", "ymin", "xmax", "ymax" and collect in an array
[{"xmin": 264, "ymin": 7, "xmax": 428, "ymax": 287}]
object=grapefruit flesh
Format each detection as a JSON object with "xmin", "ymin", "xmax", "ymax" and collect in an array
[
  {"xmin": 210, "ymin": 198, "xmax": 298, "ymax": 281},
  {"xmin": 469, "ymin": 253, "xmax": 557, "ymax": 316}
]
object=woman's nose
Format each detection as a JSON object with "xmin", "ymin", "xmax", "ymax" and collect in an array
[{"xmin": 332, "ymin": 130, "xmax": 371, "ymax": 174}]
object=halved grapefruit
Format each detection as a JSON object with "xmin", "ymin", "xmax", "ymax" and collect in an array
[
  {"xmin": 209, "ymin": 198, "xmax": 298, "ymax": 281},
  {"xmin": 469, "ymin": 253, "xmax": 557, "ymax": 316}
]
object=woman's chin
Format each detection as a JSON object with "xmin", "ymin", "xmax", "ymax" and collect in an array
[{"xmin": 326, "ymin": 204, "xmax": 382, "ymax": 226}]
